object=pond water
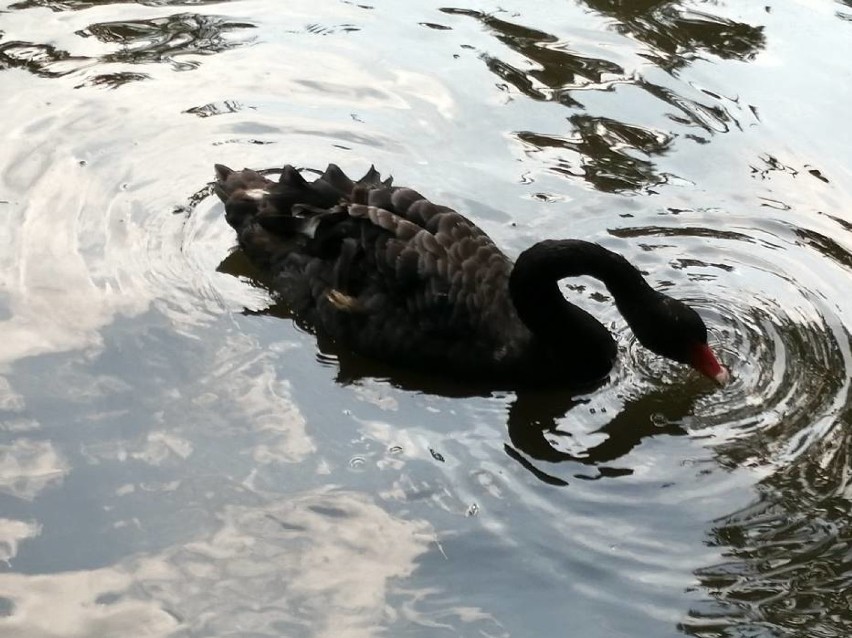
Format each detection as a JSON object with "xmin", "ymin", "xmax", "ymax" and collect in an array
[{"xmin": 1, "ymin": 0, "xmax": 851, "ymax": 636}]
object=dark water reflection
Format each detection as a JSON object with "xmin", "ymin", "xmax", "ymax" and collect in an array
[
  {"xmin": 9, "ymin": 0, "xmax": 225, "ymax": 10},
  {"xmin": 443, "ymin": 2, "xmax": 765, "ymax": 192},
  {"xmin": 1, "ymin": 1, "xmax": 253, "ymax": 85},
  {"xmin": 1, "ymin": 0, "xmax": 851, "ymax": 636},
  {"xmin": 77, "ymin": 13, "xmax": 255, "ymax": 70},
  {"xmin": 583, "ymin": 0, "xmax": 766, "ymax": 69},
  {"xmin": 686, "ymin": 423, "xmax": 852, "ymax": 637}
]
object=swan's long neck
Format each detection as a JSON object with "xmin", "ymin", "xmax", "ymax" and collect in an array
[{"xmin": 509, "ymin": 239, "xmax": 653, "ymax": 379}]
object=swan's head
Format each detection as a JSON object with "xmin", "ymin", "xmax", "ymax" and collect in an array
[{"xmin": 627, "ymin": 293, "xmax": 729, "ymax": 386}]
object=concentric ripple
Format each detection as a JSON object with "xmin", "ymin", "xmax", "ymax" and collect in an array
[
  {"xmin": 612, "ymin": 218, "xmax": 852, "ymax": 473},
  {"xmin": 1, "ymin": 1, "xmax": 851, "ymax": 637}
]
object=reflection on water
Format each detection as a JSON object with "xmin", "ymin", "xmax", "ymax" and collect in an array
[
  {"xmin": 1, "ymin": 0, "xmax": 851, "ymax": 636},
  {"xmin": 441, "ymin": 8, "xmax": 628, "ymax": 103},
  {"xmin": 0, "ymin": 439, "xmax": 68, "ymax": 501},
  {"xmin": 1, "ymin": 2, "xmax": 254, "ymax": 86},
  {"xmin": 8, "ymin": 0, "xmax": 226, "ymax": 11},
  {"xmin": 77, "ymin": 12, "xmax": 255, "ymax": 76},
  {"xmin": 685, "ymin": 423, "xmax": 852, "ymax": 637},
  {"xmin": 442, "ymin": 3, "xmax": 765, "ymax": 192},
  {"xmin": 0, "ymin": 488, "xmax": 432, "ymax": 637},
  {"xmin": 582, "ymin": 0, "xmax": 765, "ymax": 70},
  {"xmin": 516, "ymin": 118, "xmax": 674, "ymax": 192},
  {"xmin": 506, "ymin": 383, "xmax": 702, "ymax": 475}
]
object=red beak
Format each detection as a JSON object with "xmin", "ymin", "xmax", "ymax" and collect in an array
[{"xmin": 690, "ymin": 343, "xmax": 729, "ymax": 386}]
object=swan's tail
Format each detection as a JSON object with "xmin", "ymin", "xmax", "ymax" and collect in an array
[
  {"xmin": 213, "ymin": 163, "xmax": 393, "ymax": 237},
  {"xmin": 213, "ymin": 164, "xmax": 277, "ymax": 233}
]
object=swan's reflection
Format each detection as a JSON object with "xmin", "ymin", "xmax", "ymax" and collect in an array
[
  {"xmin": 506, "ymin": 374, "xmax": 724, "ymax": 484},
  {"xmin": 219, "ymin": 249, "xmax": 710, "ymax": 484}
]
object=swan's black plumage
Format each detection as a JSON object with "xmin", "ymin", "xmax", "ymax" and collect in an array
[{"xmin": 214, "ymin": 163, "xmax": 727, "ymax": 387}]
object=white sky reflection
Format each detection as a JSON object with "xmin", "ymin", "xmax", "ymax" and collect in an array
[{"xmin": 0, "ymin": 488, "xmax": 433, "ymax": 637}]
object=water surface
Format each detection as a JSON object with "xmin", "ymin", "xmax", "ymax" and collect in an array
[{"xmin": 1, "ymin": 0, "xmax": 851, "ymax": 636}]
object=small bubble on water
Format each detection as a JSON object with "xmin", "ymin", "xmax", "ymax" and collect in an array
[
  {"xmin": 348, "ymin": 456, "xmax": 366, "ymax": 471},
  {"xmin": 388, "ymin": 445, "xmax": 403, "ymax": 455}
]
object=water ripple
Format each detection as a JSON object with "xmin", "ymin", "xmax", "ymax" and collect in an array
[
  {"xmin": 596, "ymin": 4, "xmax": 766, "ymax": 69},
  {"xmin": 516, "ymin": 117, "xmax": 675, "ymax": 193},
  {"xmin": 0, "ymin": 1, "xmax": 850, "ymax": 636},
  {"xmin": 9, "ymin": 0, "xmax": 225, "ymax": 10},
  {"xmin": 1, "ymin": 4, "xmax": 255, "ymax": 85},
  {"xmin": 441, "ymin": 7, "xmax": 632, "ymax": 104},
  {"xmin": 76, "ymin": 13, "xmax": 256, "ymax": 72},
  {"xmin": 439, "ymin": 4, "xmax": 764, "ymax": 192},
  {"xmin": 685, "ymin": 423, "xmax": 852, "ymax": 637},
  {"xmin": 610, "ymin": 220, "xmax": 852, "ymax": 475}
]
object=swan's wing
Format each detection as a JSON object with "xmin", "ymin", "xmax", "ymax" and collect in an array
[
  {"xmin": 307, "ymin": 198, "xmax": 517, "ymax": 372},
  {"xmin": 216, "ymin": 162, "xmax": 492, "ymax": 239},
  {"xmin": 214, "ymin": 163, "xmax": 514, "ymax": 337}
]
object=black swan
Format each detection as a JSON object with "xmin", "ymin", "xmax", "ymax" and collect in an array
[{"xmin": 214, "ymin": 163, "xmax": 729, "ymax": 388}]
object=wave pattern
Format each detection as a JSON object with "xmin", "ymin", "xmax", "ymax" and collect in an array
[
  {"xmin": 440, "ymin": 4, "xmax": 764, "ymax": 192},
  {"xmin": 0, "ymin": 0, "xmax": 850, "ymax": 637},
  {"xmin": 603, "ymin": 212, "xmax": 852, "ymax": 636},
  {"xmin": 8, "ymin": 0, "xmax": 225, "ymax": 10},
  {"xmin": 684, "ymin": 426, "xmax": 852, "ymax": 637},
  {"xmin": 1, "ymin": 3, "xmax": 255, "ymax": 86},
  {"xmin": 77, "ymin": 13, "xmax": 256, "ymax": 71}
]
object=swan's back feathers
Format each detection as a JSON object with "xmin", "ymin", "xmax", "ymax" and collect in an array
[{"xmin": 214, "ymin": 163, "xmax": 526, "ymax": 374}]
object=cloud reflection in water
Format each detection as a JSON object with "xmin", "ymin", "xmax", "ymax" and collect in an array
[{"xmin": 0, "ymin": 488, "xmax": 434, "ymax": 637}]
